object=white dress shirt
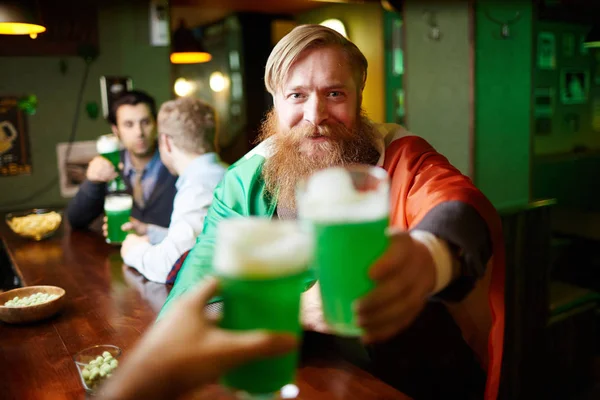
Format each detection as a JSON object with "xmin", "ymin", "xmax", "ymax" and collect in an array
[{"xmin": 123, "ymin": 153, "xmax": 227, "ymax": 283}]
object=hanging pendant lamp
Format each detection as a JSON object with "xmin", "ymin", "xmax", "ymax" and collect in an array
[
  {"xmin": 170, "ymin": 20, "xmax": 212, "ymax": 64},
  {"xmin": 0, "ymin": 0, "xmax": 46, "ymax": 36}
]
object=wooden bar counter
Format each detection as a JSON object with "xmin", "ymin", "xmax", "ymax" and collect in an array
[{"xmin": 0, "ymin": 220, "xmax": 410, "ymax": 400}]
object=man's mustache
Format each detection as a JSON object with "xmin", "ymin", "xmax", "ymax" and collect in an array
[{"xmin": 289, "ymin": 124, "xmax": 341, "ymax": 140}]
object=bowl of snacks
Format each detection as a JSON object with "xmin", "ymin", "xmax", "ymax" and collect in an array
[
  {"xmin": 0, "ymin": 285, "xmax": 66, "ymax": 324},
  {"xmin": 5, "ymin": 209, "xmax": 63, "ymax": 241},
  {"xmin": 73, "ymin": 345, "xmax": 121, "ymax": 394}
]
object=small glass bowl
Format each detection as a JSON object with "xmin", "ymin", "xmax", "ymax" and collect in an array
[
  {"xmin": 5, "ymin": 208, "xmax": 63, "ymax": 241},
  {"xmin": 73, "ymin": 344, "xmax": 122, "ymax": 394}
]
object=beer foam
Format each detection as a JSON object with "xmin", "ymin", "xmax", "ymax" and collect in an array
[
  {"xmin": 96, "ymin": 134, "xmax": 121, "ymax": 154},
  {"xmin": 213, "ymin": 218, "xmax": 313, "ymax": 278},
  {"xmin": 298, "ymin": 167, "xmax": 388, "ymax": 223},
  {"xmin": 104, "ymin": 195, "xmax": 133, "ymax": 212}
]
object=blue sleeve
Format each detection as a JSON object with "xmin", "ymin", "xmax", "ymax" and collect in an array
[{"xmin": 146, "ymin": 224, "xmax": 169, "ymax": 245}]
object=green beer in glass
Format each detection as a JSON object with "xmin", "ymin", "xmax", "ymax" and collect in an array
[
  {"xmin": 96, "ymin": 134, "xmax": 125, "ymax": 192},
  {"xmin": 297, "ymin": 165, "xmax": 389, "ymax": 336},
  {"xmin": 104, "ymin": 193, "xmax": 133, "ymax": 245},
  {"xmin": 214, "ymin": 218, "xmax": 313, "ymax": 398}
]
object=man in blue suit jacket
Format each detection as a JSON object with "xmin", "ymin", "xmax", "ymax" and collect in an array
[{"xmin": 66, "ymin": 90, "xmax": 177, "ymax": 237}]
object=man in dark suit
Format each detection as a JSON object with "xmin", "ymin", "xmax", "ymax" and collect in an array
[{"xmin": 66, "ymin": 90, "xmax": 177, "ymax": 239}]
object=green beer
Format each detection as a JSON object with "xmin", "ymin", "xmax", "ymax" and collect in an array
[
  {"xmin": 97, "ymin": 134, "xmax": 125, "ymax": 192},
  {"xmin": 214, "ymin": 218, "xmax": 312, "ymax": 397},
  {"xmin": 297, "ymin": 165, "xmax": 390, "ymax": 336},
  {"xmin": 313, "ymin": 218, "xmax": 389, "ymax": 335},
  {"xmin": 104, "ymin": 194, "xmax": 132, "ymax": 244},
  {"xmin": 220, "ymin": 273, "xmax": 305, "ymax": 394}
]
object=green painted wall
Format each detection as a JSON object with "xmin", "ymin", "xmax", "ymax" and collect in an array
[
  {"xmin": 474, "ymin": 0, "xmax": 533, "ymax": 208},
  {"xmin": 0, "ymin": 2, "xmax": 170, "ymax": 212},
  {"xmin": 403, "ymin": 0, "xmax": 472, "ymax": 175}
]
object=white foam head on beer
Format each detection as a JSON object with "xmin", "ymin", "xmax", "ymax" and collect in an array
[
  {"xmin": 213, "ymin": 218, "xmax": 313, "ymax": 278},
  {"xmin": 104, "ymin": 194, "xmax": 133, "ymax": 212},
  {"xmin": 298, "ymin": 166, "xmax": 389, "ymax": 223},
  {"xmin": 96, "ymin": 134, "xmax": 121, "ymax": 154}
]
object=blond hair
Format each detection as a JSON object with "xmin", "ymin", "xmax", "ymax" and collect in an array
[
  {"xmin": 157, "ymin": 97, "xmax": 216, "ymax": 154},
  {"xmin": 264, "ymin": 24, "xmax": 368, "ymax": 95}
]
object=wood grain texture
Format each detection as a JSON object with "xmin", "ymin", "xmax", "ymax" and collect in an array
[{"xmin": 0, "ymin": 218, "xmax": 410, "ymax": 400}]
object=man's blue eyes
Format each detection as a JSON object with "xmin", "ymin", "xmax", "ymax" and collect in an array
[{"xmin": 289, "ymin": 92, "xmax": 343, "ymax": 99}]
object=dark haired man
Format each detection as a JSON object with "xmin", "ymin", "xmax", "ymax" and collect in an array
[{"xmin": 67, "ymin": 90, "xmax": 177, "ymax": 239}]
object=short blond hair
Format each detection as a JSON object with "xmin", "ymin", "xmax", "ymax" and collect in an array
[
  {"xmin": 265, "ymin": 24, "xmax": 368, "ymax": 95},
  {"xmin": 157, "ymin": 97, "xmax": 216, "ymax": 154}
]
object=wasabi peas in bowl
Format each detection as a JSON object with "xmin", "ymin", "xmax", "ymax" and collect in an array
[{"xmin": 73, "ymin": 344, "xmax": 121, "ymax": 394}]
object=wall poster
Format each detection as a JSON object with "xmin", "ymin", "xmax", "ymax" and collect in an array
[
  {"xmin": 560, "ymin": 69, "xmax": 589, "ymax": 105},
  {"xmin": 538, "ymin": 32, "xmax": 556, "ymax": 70},
  {"xmin": 534, "ymin": 87, "xmax": 555, "ymax": 117},
  {"xmin": 534, "ymin": 87, "xmax": 554, "ymax": 136},
  {"xmin": 0, "ymin": 96, "xmax": 32, "ymax": 177},
  {"xmin": 100, "ymin": 76, "xmax": 133, "ymax": 119}
]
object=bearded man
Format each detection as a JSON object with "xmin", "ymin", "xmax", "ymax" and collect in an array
[{"xmin": 159, "ymin": 25, "xmax": 505, "ymax": 400}]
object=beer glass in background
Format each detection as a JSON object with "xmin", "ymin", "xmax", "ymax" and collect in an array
[
  {"xmin": 104, "ymin": 193, "xmax": 133, "ymax": 245},
  {"xmin": 214, "ymin": 218, "xmax": 313, "ymax": 399},
  {"xmin": 96, "ymin": 134, "xmax": 125, "ymax": 192},
  {"xmin": 297, "ymin": 165, "xmax": 390, "ymax": 336}
]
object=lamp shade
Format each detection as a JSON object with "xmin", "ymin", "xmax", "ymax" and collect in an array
[
  {"xmin": 0, "ymin": 0, "xmax": 46, "ymax": 35},
  {"xmin": 583, "ymin": 26, "xmax": 600, "ymax": 49},
  {"xmin": 170, "ymin": 21, "xmax": 212, "ymax": 64}
]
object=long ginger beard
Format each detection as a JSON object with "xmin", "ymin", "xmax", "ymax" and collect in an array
[{"xmin": 258, "ymin": 108, "xmax": 381, "ymax": 210}]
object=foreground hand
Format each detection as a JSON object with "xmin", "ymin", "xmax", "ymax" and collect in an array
[
  {"xmin": 87, "ymin": 156, "xmax": 118, "ymax": 183},
  {"xmin": 121, "ymin": 217, "xmax": 148, "ymax": 236},
  {"xmin": 301, "ymin": 282, "xmax": 330, "ymax": 334},
  {"xmin": 120, "ymin": 234, "xmax": 149, "ymax": 258},
  {"xmin": 100, "ymin": 279, "xmax": 297, "ymax": 400},
  {"xmin": 355, "ymin": 232, "xmax": 436, "ymax": 344}
]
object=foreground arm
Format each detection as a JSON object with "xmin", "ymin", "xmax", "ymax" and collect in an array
[{"xmin": 357, "ymin": 136, "xmax": 499, "ymax": 343}]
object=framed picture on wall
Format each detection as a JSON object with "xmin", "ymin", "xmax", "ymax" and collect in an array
[
  {"xmin": 0, "ymin": 96, "xmax": 32, "ymax": 177},
  {"xmin": 538, "ymin": 32, "xmax": 556, "ymax": 70},
  {"xmin": 534, "ymin": 87, "xmax": 555, "ymax": 117},
  {"xmin": 560, "ymin": 69, "xmax": 589, "ymax": 104},
  {"xmin": 100, "ymin": 76, "xmax": 133, "ymax": 119}
]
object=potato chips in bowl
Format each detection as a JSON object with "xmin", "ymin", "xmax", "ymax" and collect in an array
[{"xmin": 6, "ymin": 209, "xmax": 63, "ymax": 241}]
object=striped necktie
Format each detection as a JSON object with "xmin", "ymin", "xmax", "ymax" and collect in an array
[{"xmin": 132, "ymin": 169, "xmax": 145, "ymax": 208}]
